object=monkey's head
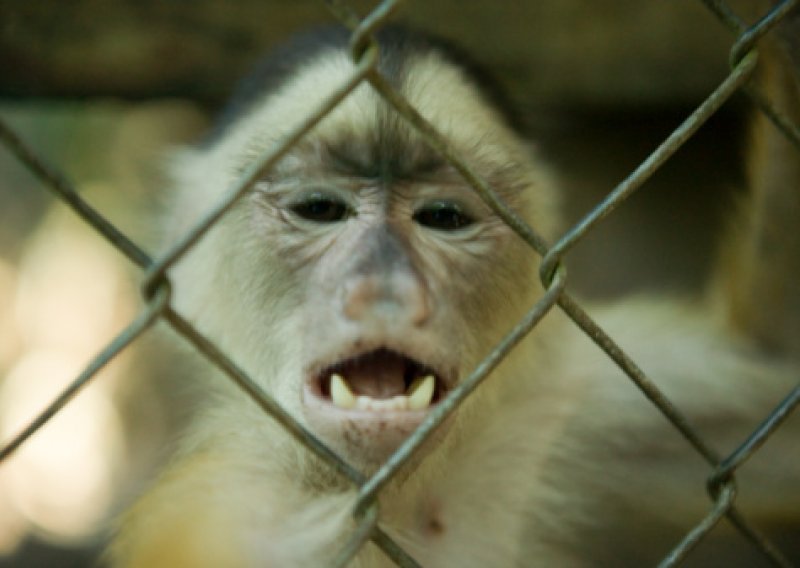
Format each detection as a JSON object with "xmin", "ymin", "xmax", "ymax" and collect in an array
[{"xmin": 167, "ymin": 27, "xmax": 558, "ymax": 472}]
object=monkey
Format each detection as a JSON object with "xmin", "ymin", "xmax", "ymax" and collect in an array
[{"xmin": 110, "ymin": 19, "xmax": 800, "ymax": 568}]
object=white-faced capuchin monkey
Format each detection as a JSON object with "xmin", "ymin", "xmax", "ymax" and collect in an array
[{"xmin": 111, "ymin": 16, "xmax": 800, "ymax": 568}]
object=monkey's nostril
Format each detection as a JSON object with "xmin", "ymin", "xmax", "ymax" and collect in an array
[{"xmin": 341, "ymin": 277, "xmax": 378, "ymax": 321}]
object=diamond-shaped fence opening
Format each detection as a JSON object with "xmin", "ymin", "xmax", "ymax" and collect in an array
[{"xmin": 0, "ymin": 1, "xmax": 798, "ymax": 566}]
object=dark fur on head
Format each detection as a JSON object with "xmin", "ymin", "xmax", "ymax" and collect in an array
[{"xmin": 205, "ymin": 24, "xmax": 524, "ymax": 145}]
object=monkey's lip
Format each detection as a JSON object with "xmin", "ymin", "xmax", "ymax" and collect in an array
[
  {"xmin": 303, "ymin": 347, "xmax": 450, "ymax": 414},
  {"xmin": 301, "ymin": 347, "xmax": 455, "ymax": 463}
]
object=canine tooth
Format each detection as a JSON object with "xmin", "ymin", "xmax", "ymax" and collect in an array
[
  {"xmin": 330, "ymin": 373, "xmax": 356, "ymax": 409},
  {"xmin": 407, "ymin": 375, "xmax": 435, "ymax": 410}
]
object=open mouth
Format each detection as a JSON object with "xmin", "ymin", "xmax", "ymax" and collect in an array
[{"xmin": 312, "ymin": 348, "xmax": 446, "ymax": 412}]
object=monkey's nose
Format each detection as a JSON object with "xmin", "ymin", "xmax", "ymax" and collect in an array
[{"xmin": 342, "ymin": 272, "xmax": 431, "ymax": 327}]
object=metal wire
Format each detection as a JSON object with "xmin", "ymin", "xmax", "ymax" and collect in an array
[
  {"xmin": 539, "ymin": 51, "xmax": 758, "ymax": 286},
  {"xmin": 0, "ymin": 282, "xmax": 171, "ymax": 461},
  {"xmin": 0, "ymin": 0, "xmax": 798, "ymax": 566},
  {"xmin": 355, "ymin": 267, "xmax": 567, "ymax": 515},
  {"xmin": 658, "ymin": 483, "xmax": 738, "ymax": 568}
]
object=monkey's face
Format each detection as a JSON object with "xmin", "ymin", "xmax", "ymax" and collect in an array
[
  {"xmin": 254, "ymin": 159, "xmax": 521, "ymax": 467},
  {"xmin": 176, "ymin": 51, "xmax": 554, "ymax": 471}
]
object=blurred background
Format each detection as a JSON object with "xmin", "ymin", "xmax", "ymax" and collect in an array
[
  {"xmin": 0, "ymin": 0, "xmax": 772, "ymax": 565},
  {"xmin": 0, "ymin": 102, "xmax": 207, "ymax": 566}
]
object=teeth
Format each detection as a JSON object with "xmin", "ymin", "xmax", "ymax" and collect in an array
[
  {"xmin": 407, "ymin": 375, "xmax": 435, "ymax": 410},
  {"xmin": 356, "ymin": 395, "xmax": 408, "ymax": 411},
  {"xmin": 328, "ymin": 373, "xmax": 436, "ymax": 411},
  {"xmin": 330, "ymin": 373, "xmax": 356, "ymax": 409}
]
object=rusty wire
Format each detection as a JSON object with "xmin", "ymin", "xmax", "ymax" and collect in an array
[{"xmin": 0, "ymin": 0, "xmax": 798, "ymax": 566}]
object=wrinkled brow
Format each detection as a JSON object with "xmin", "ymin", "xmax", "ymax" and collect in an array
[{"xmin": 258, "ymin": 134, "xmax": 448, "ymax": 183}]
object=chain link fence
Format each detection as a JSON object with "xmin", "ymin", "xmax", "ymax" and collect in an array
[{"xmin": 1, "ymin": 0, "xmax": 799, "ymax": 566}]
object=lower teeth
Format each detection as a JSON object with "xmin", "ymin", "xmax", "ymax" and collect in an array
[{"xmin": 328, "ymin": 374, "xmax": 436, "ymax": 410}]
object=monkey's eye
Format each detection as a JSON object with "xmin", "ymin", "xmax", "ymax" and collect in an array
[
  {"xmin": 290, "ymin": 195, "xmax": 350, "ymax": 223},
  {"xmin": 413, "ymin": 201, "xmax": 474, "ymax": 231}
]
